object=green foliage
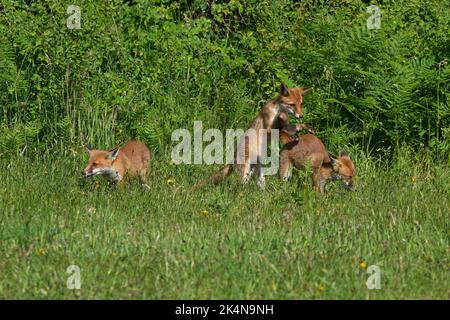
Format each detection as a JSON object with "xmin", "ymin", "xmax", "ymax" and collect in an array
[{"xmin": 0, "ymin": 0, "xmax": 449, "ymax": 158}]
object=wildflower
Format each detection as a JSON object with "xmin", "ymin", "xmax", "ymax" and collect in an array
[
  {"xmin": 201, "ymin": 210, "xmax": 209, "ymax": 217},
  {"xmin": 411, "ymin": 176, "xmax": 417, "ymax": 184},
  {"xmin": 167, "ymin": 179, "xmax": 174, "ymax": 185},
  {"xmin": 359, "ymin": 260, "xmax": 367, "ymax": 270},
  {"xmin": 316, "ymin": 283, "xmax": 325, "ymax": 293},
  {"xmin": 37, "ymin": 247, "xmax": 46, "ymax": 256}
]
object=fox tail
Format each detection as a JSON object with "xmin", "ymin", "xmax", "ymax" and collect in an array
[{"xmin": 192, "ymin": 164, "xmax": 233, "ymax": 191}]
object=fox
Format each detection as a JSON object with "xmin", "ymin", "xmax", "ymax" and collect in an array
[
  {"xmin": 82, "ymin": 140, "xmax": 151, "ymax": 185},
  {"xmin": 193, "ymin": 83, "xmax": 313, "ymax": 190},
  {"xmin": 279, "ymin": 132, "xmax": 355, "ymax": 192}
]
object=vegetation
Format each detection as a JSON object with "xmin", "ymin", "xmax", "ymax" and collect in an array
[
  {"xmin": 0, "ymin": 0, "xmax": 449, "ymax": 299},
  {"xmin": 0, "ymin": 150, "xmax": 449, "ymax": 299},
  {"xmin": 1, "ymin": 0, "xmax": 449, "ymax": 155}
]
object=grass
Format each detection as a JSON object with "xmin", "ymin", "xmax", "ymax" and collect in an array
[{"xmin": 0, "ymin": 149, "xmax": 449, "ymax": 299}]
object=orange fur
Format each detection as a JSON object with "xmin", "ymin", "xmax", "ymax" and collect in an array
[
  {"xmin": 193, "ymin": 83, "xmax": 313, "ymax": 190},
  {"xmin": 279, "ymin": 134, "xmax": 356, "ymax": 192},
  {"xmin": 82, "ymin": 140, "xmax": 151, "ymax": 184}
]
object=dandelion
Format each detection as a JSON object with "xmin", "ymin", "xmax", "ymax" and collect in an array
[
  {"xmin": 411, "ymin": 176, "xmax": 417, "ymax": 184},
  {"xmin": 201, "ymin": 210, "xmax": 209, "ymax": 217},
  {"xmin": 359, "ymin": 260, "xmax": 367, "ymax": 270},
  {"xmin": 316, "ymin": 283, "xmax": 325, "ymax": 293},
  {"xmin": 37, "ymin": 247, "xmax": 46, "ymax": 256}
]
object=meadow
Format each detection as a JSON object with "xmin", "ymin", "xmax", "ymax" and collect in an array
[{"xmin": 0, "ymin": 148, "xmax": 448, "ymax": 299}]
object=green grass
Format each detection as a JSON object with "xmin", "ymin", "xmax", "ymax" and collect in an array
[{"xmin": 0, "ymin": 150, "xmax": 449, "ymax": 299}]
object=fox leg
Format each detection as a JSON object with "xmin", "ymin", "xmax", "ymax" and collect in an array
[
  {"xmin": 139, "ymin": 169, "xmax": 150, "ymax": 189},
  {"xmin": 255, "ymin": 164, "xmax": 266, "ymax": 189},
  {"xmin": 296, "ymin": 123, "xmax": 315, "ymax": 134},
  {"xmin": 279, "ymin": 152, "xmax": 292, "ymax": 181},
  {"xmin": 281, "ymin": 124, "xmax": 300, "ymax": 138},
  {"xmin": 311, "ymin": 167, "xmax": 324, "ymax": 192},
  {"xmin": 319, "ymin": 179, "xmax": 328, "ymax": 192},
  {"xmin": 241, "ymin": 162, "xmax": 253, "ymax": 184}
]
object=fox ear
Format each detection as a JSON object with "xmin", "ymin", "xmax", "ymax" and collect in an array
[
  {"xmin": 280, "ymin": 82, "xmax": 289, "ymax": 96},
  {"xmin": 107, "ymin": 147, "xmax": 120, "ymax": 160},
  {"xmin": 302, "ymin": 87, "xmax": 312, "ymax": 94},
  {"xmin": 330, "ymin": 157, "xmax": 341, "ymax": 171},
  {"xmin": 339, "ymin": 150, "xmax": 349, "ymax": 157}
]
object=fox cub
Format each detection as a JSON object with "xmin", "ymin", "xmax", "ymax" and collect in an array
[
  {"xmin": 279, "ymin": 133, "xmax": 355, "ymax": 192},
  {"xmin": 82, "ymin": 140, "xmax": 150, "ymax": 185}
]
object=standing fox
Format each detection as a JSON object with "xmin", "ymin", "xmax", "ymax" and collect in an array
[
  {"xmin": 82, "ymin": 140, "xmax": 151, "ymax": 185},
  {"xmin": 193, "ymin": 83, "xmax": 313, "ymax": 190},
  {"xmin": 279, "ymin": 132, "xmax": 356, "ymax": 192}
]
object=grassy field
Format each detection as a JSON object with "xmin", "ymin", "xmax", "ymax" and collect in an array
[{"xmin": 0, "ymin": 149, "xmax": 449, "ymax": 299}]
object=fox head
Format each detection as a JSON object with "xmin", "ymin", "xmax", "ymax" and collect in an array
[
  {"xmin": 82, "ymin": 146, "xmax": 120, "ymax": 179},
  {"xmin": 278, "ymin": 82, "xmax": 312, "ymax": 119},
  {"xmin": 330, "ymin": 150, "xmax": 356, "ymax": 191}
]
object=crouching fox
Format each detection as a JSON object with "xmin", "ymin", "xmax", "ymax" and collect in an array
[
  {"xmin": 279, "ymin": 133, "xmax": 355, "ymax": 192},
  {"xmin": 82, "ymin": 140, "xmax": 151, "ymax": 185}
]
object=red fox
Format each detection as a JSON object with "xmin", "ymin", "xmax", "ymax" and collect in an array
[
  {"xmin": 193, "ymin": 83, "xmax": 313, "ymax": 190},
  {"xmin": 279, "ymin": 133, "xmax": 356, "ymax": 192},
  {"xmin": 82, "ymin": 140, "xmax": 151, "ymax": 185}
]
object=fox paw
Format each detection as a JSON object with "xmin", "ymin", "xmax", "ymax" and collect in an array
[
  {"xmin": 306, "ymin": 126, "xmax": 315, "ymax": 135},
  {"xmin": 299, "ymin": 124, "xmax": 315, "ymax": 135}
]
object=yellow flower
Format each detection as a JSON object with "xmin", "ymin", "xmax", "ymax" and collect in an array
[
  {"xmin": 411, "ymin": 176, "xmax": 417, "ymax": 184},
  {"xmin": 316, "ymin": 283, "xmax": 325, "ymax": 293},
  {"xmin": 359, "ymin": 260, "xmax": 367, "ymax": 270},
  {"xmin": 37, "ymin": 248, "xmax": 46, "ymax": 256},
  {"xmin": 201, "ymin": 210, "xmax": 209, "ymax": 217},
  {"xmin": 167, "ymin": 179, "xmax": 174, "ymax": 185}
]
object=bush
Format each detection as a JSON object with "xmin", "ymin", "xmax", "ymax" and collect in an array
[{"xmin": 0, "ymin": 0, "xmax": 449, "ymax": 159}]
